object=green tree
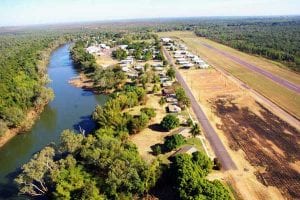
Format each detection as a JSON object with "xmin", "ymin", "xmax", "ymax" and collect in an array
[
  {"xmin": 190, "ymin": 123, "xmax": 201, "ymax": 137},
  {"xmin": 140, "ymin": 107, "xmax": 156, "ymax": 119},
  {"xmin": 164, "ymin": 134, "xmax": 185, "ymax": 151},
  {"xmin": 159, "ymin": 97, "xmax": 166, "ymax": 105},
  {"xmin": 175, "ymin": 87, "xmax": 190, "ymax": 108},
  {"xmin": 15, "ymin": 146, "xmax": 56, "ymax": 197},
  {"xmin": 160, "ymin": 114, "xmax": 180, "ymax": 131},
  {"xmin": 112, "ymin": 48, "xmax": 128, "ymax": 60},
  {"xmin": 60, "ymin": 129, "xmax": 84, "ymax": 153},
  {"xmin": 152, "ymin": 84, "xmax": 160, "ymax": 93},
  {"xmin": 166, "ymin": 67, "xmax": 176, "ymax": 80}
]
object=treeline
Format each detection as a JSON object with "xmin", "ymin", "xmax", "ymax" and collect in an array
[
  {"xmin": 0, "ymin": 32, "xmax": 67, "ymax": 136},
  {"xmin": 193, "ymin": 18, "xmax": 300, "ymax": 72},
  {"xmin": 70, "ymin": 40, "xmax": 97, "ymax": 72}
]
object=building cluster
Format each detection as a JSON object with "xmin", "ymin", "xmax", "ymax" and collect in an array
[
  {"xmin": 161, "ymin": 38, "xmax": 210, "ymax": 69},
  {"xmin": 86, "ymin": 43, "xmax": 111, "ymax": 56}
]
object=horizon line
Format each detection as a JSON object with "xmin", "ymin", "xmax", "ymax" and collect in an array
[{"xmin": 1, "ymin": 14, "xmax": 299, "ymax": 29}]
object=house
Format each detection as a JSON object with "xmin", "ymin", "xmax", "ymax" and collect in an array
[
  {"xmin": 199, "ymin": 63, "xmax": 209, "ymax": 69},
  {"xmin": 173, "ymin": 146, "xmax": 198, "ymax": 156},
  {"xmin": 152, "ymin": 63, "xmax": 163, "ymax": 68},
  {"xmin": 154, "ymin": 67, "xmax": 164, "ymax": 71},
  {"xmin": 134, "ymin": 65, "xmax": 144, "ymax": 71},
  {"xmin": 121, "ymin": 66, "xmax": 130, "ymax": 72},
  {"xmin": 182, "ymin": 63, "xmax": 194, "ymax": 69},
  {"xmin": 86, "ymin": 46, "xmax": 100, "ymax": 54},
  {"xmin": 162, "ymin": 81, "xmax": 173, "ymax": 87},
  {"xmin": 160, "ymin": 77, "xmax": 170, "ymax": 83},
  {"xmin": 120, "ymin": 57, "xmax": 134, "ymax": 65},
  {"xmin": 162, "ymin": 88, "xmax": 175, "ymax": 96},
  {"xmin": 127, "ymin": 72, "xmax": 139, "ymax": 79},
  {"xmin": 119, "ymin": 45, "xmax": 128, "ymax": 50},
  {"xmin": 99, "ymin": 43, "xmax": 110, "ymax": 49},
  {"xmin": 166, "ymin": 96, "xmax": 178, "ymax": 103},
  {"xmin": 177, "ymin": 60, "xmax": 189, "ymax": 65},
  {"xmin": 161, "ymin": 37, "xmax": 172, "ymax": 43},
  {"xmin": 176, "ymin": 58, "xmax": 186, "ymax": 62},
  {"xmin": 168, "ymin": 104, "xmax": 182, "ymax": 113},
  {"xmin": 174, "ymin": 54, "xmax": 184, "ymax": 58},
  {"xmin": 194, "ymin": 59, "xmax": 205, "ymax": 64}
]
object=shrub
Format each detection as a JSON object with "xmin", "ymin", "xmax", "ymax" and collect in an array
[
  {"xmin": 140, "ymin": 107, "xmax": 156, "ymax": 119},
  {"xmin": 152, "ymin": 145, "xmax": 162, "ymax": 155},
  {"xmin": 127, "ymin": 113, "xmax": 150, "ymax": 134},
  {"xmin": 164, "ymin": 134, "xmax": 185, "ymax": 151},
  {"xmin": 160, "ymin": 114, "xmax": 180, "ymax": 131},
  {"xmin": 213, "ymin": 158, "xmax": 222, "ymax": 170},
  {"xmin": 186, "ymin": 118, "xmax": 193, "ymax": 127},
  {"xmin": 159, "ymin": 97, "xmax": 166, "ymax": 105}
]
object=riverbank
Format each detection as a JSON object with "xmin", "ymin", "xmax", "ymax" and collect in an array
[
  {"xmin": 0, "ymin": 41, "xmax": 66, "ymax": 148},
  {"xmin": 68, "ymin": 73, "xmax": 95, "ymax": 91},
  {"xmin": 0, "ymin": 103, "xmax": 48, "ymax": 148}
]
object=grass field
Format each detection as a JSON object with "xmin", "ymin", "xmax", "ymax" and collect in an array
[{"xmin": 158, "ymin": 31, "xmax": 300, "ymax": 119}]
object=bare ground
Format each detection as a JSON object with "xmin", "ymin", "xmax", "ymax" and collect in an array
[{"xmin": 213, "ymin": 96, "xmax": 300, "ymax": 200}]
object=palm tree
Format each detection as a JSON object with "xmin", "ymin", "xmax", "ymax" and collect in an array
[{"xmin": 190, "ymin": 123, "xmax": 201, "ymax": 137}]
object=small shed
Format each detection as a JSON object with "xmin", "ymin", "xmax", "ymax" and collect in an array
[
  {"xmin": 162, "ymin": 88, "xmax": 175, "ymax": 96},
  {"xmin": 173, "ymin": 146, "xmax": 198, "ymax": 156},
  {"xmin": 168, "ymin": 104, "xmax": 182, "ymax": 113}
]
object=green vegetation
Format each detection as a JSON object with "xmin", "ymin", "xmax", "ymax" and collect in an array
[
  {"xmin": 13, "ymin": 30, "xmax": 231, "ymax": 199},
  {"xmin": 164, "ymin": 134, "xmax": 186, "ymax": 151},
  {"xmin": 190, "ymin": 123, "xmax": 201, "ymax": 137},
  {"xmin": 194, "ymin": 18, "xmax": 300, "ymax": 71},
  {"xmin": 93, "ymin": 66, "xmax": 127, "ymax": 92},
  {"xmin": 0, "ymin": 33, "xmax": 65, "ymax": 135},
  {"xmin": 166, "ymin": 67, "xmax": 176, "ymax": 80},
  {"xmin": 15, "ymin": 129, "xmax": 157, "ymax": 199},
  {"xmin": 112, "ymin": 48, "xmax": 128, "ymax": 60},
  {"xmin": 140, "ymin": 107, "xmax": 157, "ymax": 119},
  {"xmin": 175, "ymin": 87, "xmax": 191, "ymax": 109},
  {"xmin": 160, "ymin": 114, "xmax": 180, "ymax": 131},
  {"xmin": 169, "ymin": 152, "xmax": 231, "ymax": 200},
  {"xmin": 71, "ymin": 41, "xmax": 97, "ymax": 72}
]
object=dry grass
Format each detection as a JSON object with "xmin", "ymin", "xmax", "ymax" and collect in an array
[
  {"xmin": 129, "ymin": 93, "xmax": 169, "ymax": 163},
  {"xmin": 158, "ymin": 31, "xmax": 300, "ymax": 118}
]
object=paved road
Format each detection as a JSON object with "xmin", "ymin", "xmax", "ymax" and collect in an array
[
  {"xmin": 198, "ymin": 42, "xmax": 300, "ymax": 94},
  {"xmin": 163, "ymin": 48, "xmax": 237, "ymax": 171}
]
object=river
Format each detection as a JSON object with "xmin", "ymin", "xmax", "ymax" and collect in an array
[{"xmin": 0, "ymin": 44, "xmax": 106, "ymax": 199}]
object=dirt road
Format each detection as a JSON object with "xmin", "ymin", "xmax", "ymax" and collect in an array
[
  {"xmin": 163, "ymin": 47, "xmax": 237, "ymax": 170},
  {"xmin": 198, "ymin": 42, "xmax": 300, "ymax": 94}
]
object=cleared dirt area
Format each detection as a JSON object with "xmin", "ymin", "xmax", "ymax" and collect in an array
[
  {"xmin": 94, "ymin": 49, "xmax": 118, "ymax": 68},
  {"xmin": 158, "ymin": 31, "xmax": 300, "ymax": 119},
  {"xmin": 129, "ymin": 93, "xmax": 168, "ymax": 163}
]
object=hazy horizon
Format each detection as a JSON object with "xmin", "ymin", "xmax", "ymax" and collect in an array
[{"xmin": 0, "ymin": 0, "xmax": 299, "ymax": 27}]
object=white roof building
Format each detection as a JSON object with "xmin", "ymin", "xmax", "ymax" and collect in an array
[{"xmin": 161, "ymin": 37, "xmax": 172, "ymax": 43}]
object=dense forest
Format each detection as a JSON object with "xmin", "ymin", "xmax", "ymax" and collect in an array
[
  {"xmin": 0, "ymin": 32, "xmax": 68, "ymax": 136},
  {"xmin": 194, "ymin": 17, "xmax": 300, "ymax": 71}
]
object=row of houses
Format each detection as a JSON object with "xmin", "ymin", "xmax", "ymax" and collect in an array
[
  {"xmin": 160, "ymin": 74, "xmax": 182, "ymax": 114},
  {"xmin": 162, "ymin": 39, "xmax": 210, "ymax": 69}
]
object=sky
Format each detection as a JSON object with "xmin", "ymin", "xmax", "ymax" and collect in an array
[{"xmin": 0, "ymin": 0, "xmax": 299, "ymax": 27}]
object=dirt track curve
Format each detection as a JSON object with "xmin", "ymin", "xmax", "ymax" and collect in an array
[
  {"xmin": 163, "ymin": 47, "xmax": 237, "ymax": 171},
  {"xmin": 198, "ymin": 42, "xmax": 300, "ymax": 94}
]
